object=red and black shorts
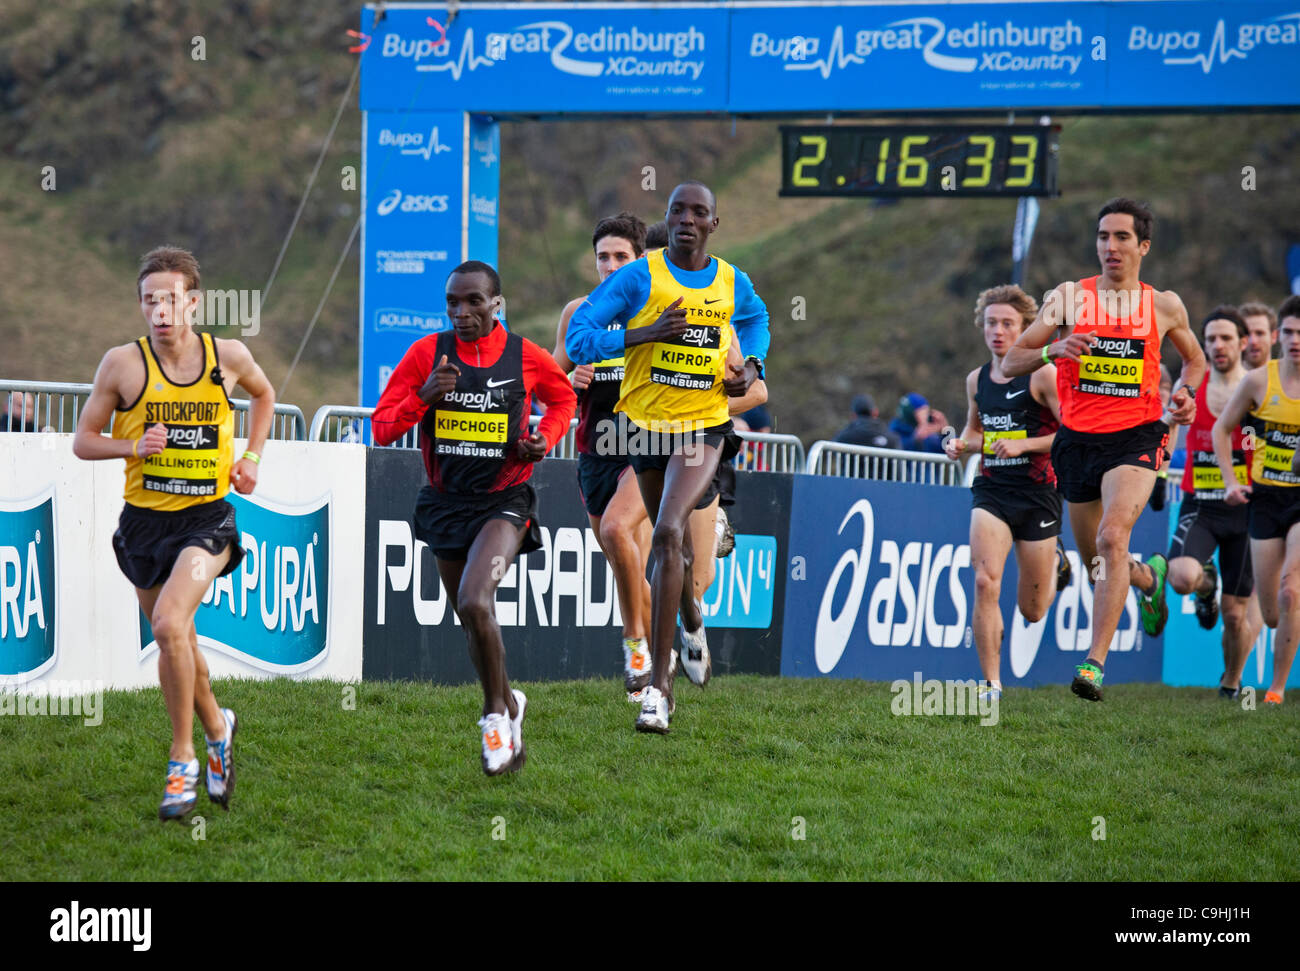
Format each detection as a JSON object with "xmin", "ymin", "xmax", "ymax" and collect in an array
[
  {"xmin": 1051, "ymin": 420, "xmax": 1169, "ymax": 504},
  {"xmin": 412, "ymin": 482, "xmax": 543, "ymax": 561}
]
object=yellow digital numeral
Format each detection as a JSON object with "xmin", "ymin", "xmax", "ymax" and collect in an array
[
  {"xmin": 1006, "ymin": 134, "xmax": 1039, "ymax": 188},
  {"xmin": 962, "ymin": 135, "xmax": 995, "ymax": 188},
  {"xmin": 876, "ymin": 137, "xmax": 891, "ymax": 186},
  {"xmin": 897, "ymin": 135, "xmax": 929, "ymax": 187},
  {"xmin": 792, "ymin": 135, "xmax": 827, "ymax": 187}
]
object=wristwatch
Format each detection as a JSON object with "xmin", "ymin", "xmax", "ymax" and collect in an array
[
  {"xmin": 1176, "ymin": 383, "xmax": 1197, "ymax": 400},
  {"xmin": 744, "ymin": 356, "xmax": 765, "ymax": 380}
]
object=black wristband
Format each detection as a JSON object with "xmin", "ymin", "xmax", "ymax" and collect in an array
[{"xmin": 744, "ymin": 356, "xmax": 765, "ymax": 380}]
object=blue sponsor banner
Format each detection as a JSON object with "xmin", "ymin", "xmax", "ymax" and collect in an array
[
  {"xmin": 467, "ymin": 115, "xmax": 500, "ymax": 266},
  {"xmin": 360, "ymin": 3, "xmax": 726, "ymax": 113},
  {"xmin": 703, "ymin": 533, "xmax": 776, "ymax": 629},
  {"xmin": 361, "ymin": 109, "xmax": 463, "ymax": 408},
  {"xmin": 140, "ymin": 494, "xmax": 330, "ymax": 672},
  {"xmin": 1160, "ymin": 496, "xmax": 1300, "ymax": 690},
  {"xmin": 729, "ymin": 2, "xmax": 1107, "ymax": 112},
  {"xmin": 0, "ymin": 491, "xmax": 57, "ymax": 680},
  {"xmin": 780, "ymin": 477, "xmax": 1167, "ymax": 686}
]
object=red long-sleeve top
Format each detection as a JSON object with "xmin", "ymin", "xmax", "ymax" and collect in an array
[{"xmin": 372, "ymin": 322, "xmax": 576, "ymax": 490}]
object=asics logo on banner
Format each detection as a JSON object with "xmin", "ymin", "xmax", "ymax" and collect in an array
[
  {"xmin": 376, "ymin": 189, "xmax": 450, "ymax": 216},
  {"xmin": 815, "ymin": 500, "xmax": 874, "ymax": 672},
  {"xmin": 764, "ymin": 17, "xmax": 1085, "ymax": 79},
  {"xmin": 1005, "ymin": 389, "xmax": 1027, "ymax": 400},
  {"xmin": 1129, "ymin": 15, "xmax": 1300, "ymax": 73},
  {"xmin": 443, "ymin": 389, "xmax": 499, "ymax": 412}
]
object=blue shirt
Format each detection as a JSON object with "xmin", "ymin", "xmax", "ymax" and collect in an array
[{"xmin": 565, "ymin": 255, "xmax": 771, "ymax": 366}]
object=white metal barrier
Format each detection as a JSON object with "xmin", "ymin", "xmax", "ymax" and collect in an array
[
  {"xmin": 0, "ymin": 380, "xmax": 305, "ymax": 439},
  {"xmin": 733, "ymin": 431, "xmax": 805, "ymax": 473},
  {"xmin": 309, "ymin": 404, "xmax": 579, "ymax": 458},
  {"xmin": 805, "ymin": 439, "xmax": 966, "ymax": 485}
]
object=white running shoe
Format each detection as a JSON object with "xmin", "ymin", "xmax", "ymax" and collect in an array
[
  {"xmin": 635, "ymin": 686, "xmax": 670, "ymax": 734},
  {"xmin": 478, "ymin": 710, "xmax": 515, "ymax": 776},
  {"xmin": 158, "ymin": 758, "xmax": 199, "ymax": 821},
  {"xmin": 622, "ymin": 637, "xmax": 651, "ymax": 693},
  {"xmin": 679, "ymin": 602, "xmax": 712, "ymax": 686},
  {"xmin": 204, "ymin": 707, "xmax": 237, "ymax": 809},
  {"xmin": 509, "ymin": 689, "xmax": 527, "ymax": 772},
  {"xmin": 715, "ymin": 506, "xmax": 735, "ymax": 558}
]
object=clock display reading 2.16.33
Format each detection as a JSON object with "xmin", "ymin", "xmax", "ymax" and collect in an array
[{"xmin": 779, "ymin": 125, "xmax": 1060, "ymax": 198}]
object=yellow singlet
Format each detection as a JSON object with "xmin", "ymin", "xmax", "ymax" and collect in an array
[
  {"xmin": 113, "ymin": 333, "xmax": 234, "ymax": 510},
  {"xmin": 1250, "ymin": 360, "xmax": 1300, "ymax": 487},
  {"xmin": 616, "ymin": 250, "xmax": 734, "ymax": 431}
]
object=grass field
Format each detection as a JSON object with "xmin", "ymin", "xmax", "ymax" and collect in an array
[{"xmin": 1, "ymin": 676, "xmax": 1296, "ymax": 881}]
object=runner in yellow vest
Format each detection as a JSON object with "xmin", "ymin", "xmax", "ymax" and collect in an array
[{"xmin": 73, "ymin": 246, "xmax": 275, "ymax": 818}]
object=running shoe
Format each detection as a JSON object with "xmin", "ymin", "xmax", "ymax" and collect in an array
[
  {"xmin": 635, "ymin": 686, "xmax": 670, "ymax": 734},
  {"xmin": 1070, "ymin": 661, "xmax": 1104, "ymax": 702},
  {"xmin": 1264, "ymin": 690, "xmax": 1284, "ymax": 706},
  {"xmin": 204, "ymin": 707, "xmax": 238, "ymax": 810},
  {"xmin": 622, "ymin": 637, "xmax": 651, "ymax": 694},
  {"xmin": 679, "ymin": 602, "xmax": 712, "ymax": 686},
  {"xmin": 508, "ymin": 689, "xmax": 527, "ymax": 772},
  {"xmin": 1194, "ymin": 560, "xmax": 1219, "ymax": 630},
  {"xmin": 1056, "ymin": 537, "xmax": 1072, "ymax": 592},
  {"xmin": 159, "ymin": 757, "xmax": 199, "ymax": 821},
  {"xmin": 1139, "ymin": 553, "xmax": 1169, "ymax": 637},
  {"xmin": 478, "ymin": 710, "xmax": 515, "ymax": 776},
  {"xmin": 1217, "ymin": 679, "xmax": 1241, "ymax": 700},
  {"xmin": 715, "ymin": 507, "xmax": 735, "ymax": 558},
  {"xmin": 978, "ymin": 682, "xmax": 1002, "ymax": 704},
  {"xmin": 630, "ymin": 651, "xmax": 679, "ymax": 707}
]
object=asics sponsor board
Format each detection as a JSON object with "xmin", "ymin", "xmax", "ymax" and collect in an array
[
  {"xmin": 363, "ymin": 450, "xmax": 788, "ymax": 682},
  {"xmin": 1160, "ymin": 499, "xmax": 1300, "ymax": 690},
  {"xmin": 780, "ymin": 476, "xmax": 1167, "ymax": 686},
  {"xmin": 360, "ymin": 3, "xmax": 1298, "ymax": 114},
  {"xmin": 0, "ymin": 437, "xmax": 364, "ymax": 690}
]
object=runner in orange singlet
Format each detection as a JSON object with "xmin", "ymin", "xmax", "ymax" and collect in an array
[{"xmin": 1003, "ymin": 198, "xmax": 1206, "ymax": 701}]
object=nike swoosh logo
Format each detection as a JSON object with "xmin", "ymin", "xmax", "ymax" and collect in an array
[
  {"xmin": 703, "ymin": 298, "xmax": 721, "ymax": 305},
  {"xmin": 485, "ymin": 378, "xmax": 515, "ymax": 388},
  {"xmin": 1040, "ymin": 520, "xmax": 1056, "ymax": 528},
  {"xmin": 1006, "ymin": 389, "xmax": 1027, "ymax": 399}
]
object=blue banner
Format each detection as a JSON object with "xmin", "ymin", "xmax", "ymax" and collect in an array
[
  {"xmin": 359, "ymin": 2, "xmax": 1299, "ymax": 114},
  {"xmin": 140, "ymin": 494, "xmax": 331, "ymax": 673},
  {"xmin": 703, "ymin": 533, "xmax": 777, "ymax": 629},
  {"xmin": 1160, "ymin": 497, "xmax": 1300, "ymax": 691},
  {"xmin": 780, "ymin": 477, "xmax": 1168, "ymax": 686},
  {"xmin": 0, "ymin": 491, "xmax": 57, "ymax": 680},
  {"xmin": 361, "ymin": 110, "xmax": 464, "ymax": 407},
  {"xmin": 467, "ymin": 116, "xmax": 500, "ymax": 268},
  {"xmin": 360, "ymin": 4, "xmax": 727, "ymax": 113}
]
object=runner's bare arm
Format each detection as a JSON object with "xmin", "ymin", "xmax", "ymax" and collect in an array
[
  {"xmin": 944, "ymin": 369, "xmax": 983, "ymax": 460},
  {"xmin": 1003, "ymin": 284, "xmax": 1092, "ymax": 377},
  {"xmin": 1213, "ymin": 366, "xmax": 1263, "ymax": 505},
  {"xmin": 1160, "ymin": 292, "xmax": 1206, "ymax": 426},
  {"xmin": 217, "ymin": 339, "xmax": 275, "ymax": 493},
  {"xmin": 1000, "ymin": 365, "xmax": 1060, "ymax": 457},
  {"xmin": 72, "ymin": 347, "xmax": 154, "ymax": 461},
  {"xmin": 552, "ymin": 298, "xmax": 582, "ymax": 373},
  {"xmin": 726, "ymin": 327, "xmax": 766, "ymax": 414},
  {"xmin": 1032, "ymin": 362, "xmax": 1063, "ymax": 424}
]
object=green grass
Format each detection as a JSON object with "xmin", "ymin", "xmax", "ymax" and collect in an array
[{"xmin": 1, "ymin": 677, "xmax": 1296, "ymax": 881}]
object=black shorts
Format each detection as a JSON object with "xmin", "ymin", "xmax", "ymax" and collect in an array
[
  {"xmin": 1247, "ymin": 485, "xmax": 1300, "ymax": 542},
  {"xmin": 576, "ymin": 452, "xmax": 632, "ymax": 517},
  {"xmin": 1051, "ymin": 420, "xmax": 1169, "ymax": 504},
  {"xmin": 1169, "ymin": 497, "xmax": 1253, "ymax": 597},
  {"xmin": 626, "ymin": 420, "xmax": 733, "ymax": 476},
  {"xmin": 112, "ymin": 499, "xmax": 243, "ymax": 590},
  {"xmin": 971, "ymin": 479, "xmax": 1063, "ymax": 542},
  {"xmin": 412, "ymin": 482, "xmax": 542, "ymax": 561}
]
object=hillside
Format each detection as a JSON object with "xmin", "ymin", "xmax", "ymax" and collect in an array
[{"xmin": 2, "ymin": 0, "xmax": 1297, "ymax": 442}]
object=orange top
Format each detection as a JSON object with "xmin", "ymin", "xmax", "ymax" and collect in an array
[{"xmin": 1055, "ymin": 276, "xmax": 1163, "ymax": 434}]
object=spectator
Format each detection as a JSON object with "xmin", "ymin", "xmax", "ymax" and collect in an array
[
  {"xmin": 834, "ymin": 393, "xmax": 901, "ymax": 449},
  {"xmin": 3, "ymin": 392, "xmax": 37, "ymax": 433},
  {"xmin": 889, "ymin": 392, "xmax": 947, "ymax": 452}
]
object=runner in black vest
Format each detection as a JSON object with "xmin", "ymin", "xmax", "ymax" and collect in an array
[
  {"xmin": 373, "ymin": 261, "xmax": 576, "ymax": 775},
  {"xmin": 945, "ymin": 285, "xmax": 1069, "ymax": 701}
]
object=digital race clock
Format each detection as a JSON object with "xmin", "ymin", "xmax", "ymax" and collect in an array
[{"xmin": 779, "ymin": 125, "xmax": 1060, "ymax": 198}]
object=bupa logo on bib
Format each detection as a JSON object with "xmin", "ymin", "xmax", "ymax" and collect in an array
[
  {"xmin": 139, "ymin": 494, "xmax": 330, "ymax": 673},
  {"xmin": 0, "ymin": 490, "xmax": 57, "ymax": 682}
]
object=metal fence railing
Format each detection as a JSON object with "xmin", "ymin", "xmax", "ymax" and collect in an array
[
  {"xmin": 733, "ymin": 431, "xmax": 805, "ymax": 473},
  {"xmin": 805, "ymin": 440, "xmax": 967, "ymax": 485},
  {"xmin": 308, "ymin": 404, "xmax": 580, "ymax": 458},
  {"xmin": 1, "ymin": 380, "xmax": 305, "ymax": 439}
]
